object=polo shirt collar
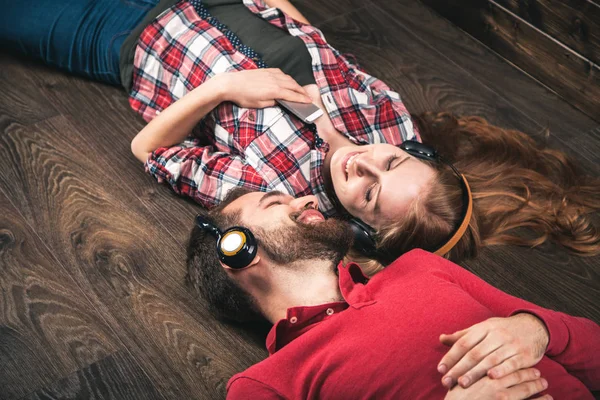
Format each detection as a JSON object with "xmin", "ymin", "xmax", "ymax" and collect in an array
[{"xmin": 266, "ymin": 262, "xmax": 377, "ymax": 355}]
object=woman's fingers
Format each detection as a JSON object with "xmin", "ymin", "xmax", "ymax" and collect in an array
[
  {"xmin": 276, "ymin": 88, "xmax": 314, "ymax": 104},
  {"xmin": 274, "ymin": 76, "xmax": 311, "ymax": 101}
]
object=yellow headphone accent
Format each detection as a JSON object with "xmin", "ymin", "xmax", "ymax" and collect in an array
[{"xmin": 220, "ymin": 230, "xmax": 248, "ymax": 256}]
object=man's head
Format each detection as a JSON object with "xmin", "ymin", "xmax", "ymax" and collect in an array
[{"xmin": 187, "ymin": 188, "xmax": 353, "ymax": 323}]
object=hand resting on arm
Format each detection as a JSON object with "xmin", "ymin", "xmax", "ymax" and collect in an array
[{"xmin": 130, "ymin": 68, "xmax": 311, "ymax": 163}]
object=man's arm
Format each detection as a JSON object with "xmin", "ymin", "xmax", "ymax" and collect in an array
[
  {"xmin": 264, "ymin": 0, "xmax": 310, "ymax": 24},
  {"xmin": 408, "ymin": 250, "xmax": 600, "ymax": 390}
]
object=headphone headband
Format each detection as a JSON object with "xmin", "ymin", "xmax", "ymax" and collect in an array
[
  {"xmin": 401, "ymin": 141, "xmax": 472, "ymax": 256},
  {"xmin": 433, "ymin": 173, "xmax": 473, "ymax": 256}
]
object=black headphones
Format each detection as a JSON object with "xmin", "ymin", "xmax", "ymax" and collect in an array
[
  {"xmin": 195, "ymin": 215, "xmax": 258, "ymax": 269},
  {"xmin": 348, "ymin": 140, "xmax": 473, "ymax": 259}
]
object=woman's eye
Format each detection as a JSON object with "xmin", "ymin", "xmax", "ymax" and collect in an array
[
  {"xmin": 365, "ymin": 185, "xmax": 374, "ymax": 202},
  {"xmin": 387, "ymin": 156, "xmax": 398, "ymax": 171}
]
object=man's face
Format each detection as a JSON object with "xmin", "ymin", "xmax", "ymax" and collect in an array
[{"xmin": 223, "ymin": 191, "xmax": 353, "ymax": 266}]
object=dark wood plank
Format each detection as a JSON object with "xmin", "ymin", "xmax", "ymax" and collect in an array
[
  {"xmin": 0, "ymin": 56, "xmax": 59, "ymax": 128},
  {"xmin": 0, "ymin": 115, "xmax": 267, "ymax": 400},
  {"xmin": 419, "ymin": 0, "xmax": 600, "ymax": 120},
  {"xmin": 23, "ymin": 352, "xmax": 164, "ymax": 400},
  {"xmin": 288, "ymin": 0, "xmax": 364, "ymax": 26},
  {"xmin": 0, "ymin": 190, "xmax": 118, "ymax": 400},
  {"xmin": 10, "ymin": 59, "xmax": 200, "ymax": 249},
  {"xmin": 464, "ymin": 244, "xmax": 600, "ymax": 324},
  {"xmin": 495, "ymin": 0, "xmax": 600, "ymax": 65}
]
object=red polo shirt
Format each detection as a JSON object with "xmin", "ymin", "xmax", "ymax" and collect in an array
[{"xmin": 227, "ymin": 250, "xmax": 600, "ymax": 399}]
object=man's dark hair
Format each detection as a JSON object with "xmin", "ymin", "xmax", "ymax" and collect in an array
[{"xmin": 186, "ymin": 188, "xmax": 264, "ymax": 322}]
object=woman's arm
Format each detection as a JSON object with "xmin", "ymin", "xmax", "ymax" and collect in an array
[
  {"xmin": 131, "ymin": 69, "xmax": 310, "ymax": 163},
  {"xmin": 264, "ymin": 0, "xmax": 310, "ymax": 24},
  {"xmin": 131, "ymin": 75, "xmax": 224, "ymax": 163}
]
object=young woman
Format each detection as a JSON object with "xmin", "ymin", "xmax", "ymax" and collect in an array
[{"xmin": 4, "ymin": 0, "xmax": 599, "ymax": 273}]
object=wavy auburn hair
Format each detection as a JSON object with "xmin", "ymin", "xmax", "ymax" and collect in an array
[{"xmin": 352, "ymin": 112, "xmax": 600, "ymax": 276}]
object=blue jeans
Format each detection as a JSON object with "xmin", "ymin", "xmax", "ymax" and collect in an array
[{"xmin": 1, "ymin": 0, "xmax": 159, "ymax": 85}]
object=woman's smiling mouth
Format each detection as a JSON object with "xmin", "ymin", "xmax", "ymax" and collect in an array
[{"xmin": 342, "ymin": 152, "xmax": 361, "ymax": 180}]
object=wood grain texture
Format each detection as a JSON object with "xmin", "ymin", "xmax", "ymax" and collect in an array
[
  {"xmin": 22, "ymin": 352, "xmax": 164, "ymax": 400},
  {"xmin": 419, "ymin": 0, "xmax": 600, "ymax": 121},
  {"xmin": 0, "ymin": 114, "xmax": 267, "ymax": 399},
  {"xmin": 495, "ymin": 0, "xmax": 600, "ymax": 65},
  {"xmin": 0, "ymin": 190, "xmax": 118, "ymax": 400},
  {"xmin": 0, "ymin": 56, "xmax": 59, "ymax": 128}
]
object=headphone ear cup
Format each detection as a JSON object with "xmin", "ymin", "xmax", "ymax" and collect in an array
[
  {"xmin": 349, "ymin": 219, "xmax": 378, "ymax": 257},
  {"xmin": 217, "ymin": 227, "xmax": 258, "ymax": 269},
  {"xmin": 400, "ymin": 140, "xmax": 437, "ymax": 161}
]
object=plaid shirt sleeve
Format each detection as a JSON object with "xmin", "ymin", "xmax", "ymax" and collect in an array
[{"xmin": 146, "ymin": 137, "xmax": 267, "ymax": 208}]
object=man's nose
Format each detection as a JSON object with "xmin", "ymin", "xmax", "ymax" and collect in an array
[{"xmin": 289, "ymin": 195, "xmax": 319, "ymax": 211}]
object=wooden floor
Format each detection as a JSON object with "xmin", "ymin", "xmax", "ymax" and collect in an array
[{"xmin": 1, "ymin": 1, "xmax": 599, "ymax": 399}]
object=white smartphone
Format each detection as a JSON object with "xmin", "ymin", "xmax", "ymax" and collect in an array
[{"xmin": 276, "ymin": 99, "xmax": 324, "ymax": 123}]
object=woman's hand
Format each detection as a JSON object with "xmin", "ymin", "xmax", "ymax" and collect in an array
[
  {"xmin": 217, "ymin": 69, "xmax": 311, "ymax": 108},
  {"xmin": 444, "ymin": 368, "xmax": 551, "ymax": 400},
  {"xmin": 438, "ymin": 313, "xmax": 549, "ymax": 388}
]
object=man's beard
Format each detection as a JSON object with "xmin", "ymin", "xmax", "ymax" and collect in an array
[{"xmin": 254, "ymin": 215, "xmax": 353, "ymax": 267}]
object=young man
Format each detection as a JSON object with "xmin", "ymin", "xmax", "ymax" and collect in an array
[{"xmin": 187, "ymin": 188, "xmax": 600, "ymax": 399}]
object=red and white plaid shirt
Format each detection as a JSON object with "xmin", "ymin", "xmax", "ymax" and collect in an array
[{"xmin": 129, "ymin": 0, "xmax": 419, "ymax": 216}]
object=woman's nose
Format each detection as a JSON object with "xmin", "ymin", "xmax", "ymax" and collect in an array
[
  {"xmin": 289, "ymin": 195, "xmax": 319, "ymax": 211},
  {"xmin": 355, "ymin": 158, "xmax": 379, "ymax": 178}
]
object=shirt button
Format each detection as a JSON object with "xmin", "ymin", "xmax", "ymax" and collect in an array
[
  {"xmin": 248, "ymin": 112, "xmax": 255, "ymax": 122},
  {"xmin": 326, "ymin": 308, "xmax": 334, "ymax": 316},
  {"xmin": 290, "ymin": 316, "xmax": 298, "ymax": 324}
]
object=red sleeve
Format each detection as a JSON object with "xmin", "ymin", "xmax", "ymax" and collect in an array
[
  {"xmin": 407, "ymin": 249, "xmax": 600, "ymax": 390},
  {"xmin": 227, "ymin": 377, "xmax": 284, "ymax": 400},
  {"xmin": 145, "ymin": 140, "xmax": 267, "ymax": 208}
]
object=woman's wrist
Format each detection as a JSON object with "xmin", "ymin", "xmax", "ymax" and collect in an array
[{"xmin": 202, "ymin": 73, "xmax": 230, "ymax": 103}]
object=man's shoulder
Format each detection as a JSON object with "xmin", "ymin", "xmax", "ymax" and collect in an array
[
  {"xmin": 367, "ymin": 249, "xmax": 453, "ymax": 284},
  {"xmin": 227, "ymin": 368, "xmax": 285, "ymax": 399},
  {"xmin": 227, "ymin": 374, "xmax": 284, "ymax": 399}
]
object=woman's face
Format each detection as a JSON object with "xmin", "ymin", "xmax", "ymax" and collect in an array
[{"xmin": 329, "ymin": 143, "xmax": 436, "ymax": 228}]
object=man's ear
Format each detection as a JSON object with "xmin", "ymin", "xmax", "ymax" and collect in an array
[{"xmin": 219, "ymin": 255, "xmax": 261, "ymax": 271}]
